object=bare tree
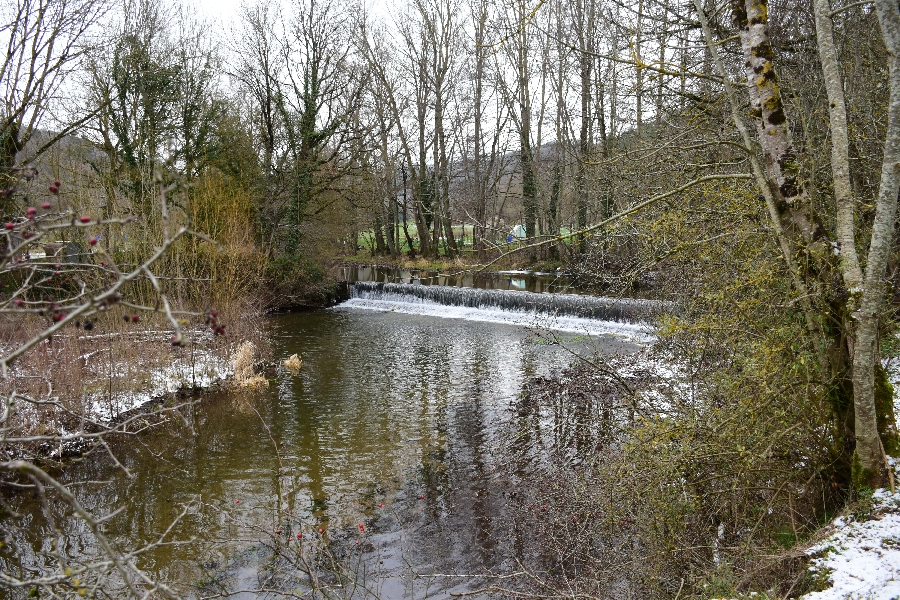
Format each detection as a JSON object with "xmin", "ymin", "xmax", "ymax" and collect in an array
[
  {"xmin": 0, "ymin": 175, "xmax": 217, "ymax": 597},
  {"xmin": 0, "ymin": 0, "xmax": 110, "ymax": 213}
]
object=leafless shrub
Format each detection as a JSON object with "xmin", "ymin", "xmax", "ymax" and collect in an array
[{"xmin": 0, "ymin": 170, "xmax": 230, "ymax": 597}]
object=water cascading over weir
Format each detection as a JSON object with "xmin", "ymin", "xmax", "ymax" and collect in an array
[{"xmin": 341, "ymin": 282, "xmax": 666, "ymax": 341}]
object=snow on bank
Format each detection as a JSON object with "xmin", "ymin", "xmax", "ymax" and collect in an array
[
  {"xmin": 798, "ymin": 360, "xmax": 900, "ymax": 599},
  {"xmin": 86, "ymin": 350, "xmax": 232, "ymax": 422},
  {"xmin": 803, "ymin": 489, "xmax": 900, "ymax": 600}
]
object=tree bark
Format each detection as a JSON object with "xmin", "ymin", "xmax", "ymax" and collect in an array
[
  {"xmin": 731, "ymin": 0, "xmax": 826, "ymax": 245},
  {"xmin": 812, "ymin": 0, "xmax": 863, "ymax": 290},
  {"xmin": 576, "ymin": 0, "xmax": 593, "ymax": 251},
  {"xmin": 850, "ymin": 0, "xmax": 900, "ymax": 486}
]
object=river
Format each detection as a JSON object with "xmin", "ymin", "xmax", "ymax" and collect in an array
[{"xmin": 5, "ymin": 276, "xmax": 649, "ymax": 598}]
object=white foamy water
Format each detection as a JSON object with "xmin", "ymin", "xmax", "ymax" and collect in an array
[{"xmin": 335, "ymin": 297, "xmax": 655, "ymax": 342}]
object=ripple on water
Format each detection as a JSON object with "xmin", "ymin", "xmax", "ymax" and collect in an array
[{"xmin": 10, "ymin": 308, "xmax": 643, "ymax": 597}]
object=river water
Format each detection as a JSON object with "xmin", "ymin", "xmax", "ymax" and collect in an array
[{"xmin": 6, "ymin": 281, "xmax": 648, "ymax": 598}]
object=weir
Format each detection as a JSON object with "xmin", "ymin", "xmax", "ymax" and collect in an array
[{"xmin": 348, "ymin": 281, "xmax": 665, "ymax": 324}]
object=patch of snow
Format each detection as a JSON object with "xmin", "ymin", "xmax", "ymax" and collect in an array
[
  {"xmin": 803, "ymin": 489, "xmax": 900, "ymax": 600},
  {"xmin": 798, "ymin": 358, "xmax": 900, "ymax": 599},
  {"xmin": 86, "ymin": 350, "xmax": 232, "ymax": 422}
]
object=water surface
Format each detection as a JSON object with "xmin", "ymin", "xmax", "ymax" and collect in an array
[{"xmin": 7, "ymin": 308, "xmax": 640, "ymax": 598}]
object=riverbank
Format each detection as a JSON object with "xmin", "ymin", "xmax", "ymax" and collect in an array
[
  {"xmin": 0, "ymin": 309, "xmax": 272, "ymax": 463},
  {"xmin": 481, "ymin": 349, "xmax": 900, "ymax": 600}
]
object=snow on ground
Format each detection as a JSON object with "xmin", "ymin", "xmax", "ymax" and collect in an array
[
  {"xmin": 86, "ymin": 350, "xmax": 232, "ymax": 422},
  {"xmin": 803, "ymin": 489, "xmax": 900, "ymax": 600},
  {"xmin": 798, "ymin": 361, "xmax": 900, "ymax": 600}
]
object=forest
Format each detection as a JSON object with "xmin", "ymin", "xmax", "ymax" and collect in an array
[{"xmin": 2, "ymin": 0, "xmax": 900, "ymax": 596}]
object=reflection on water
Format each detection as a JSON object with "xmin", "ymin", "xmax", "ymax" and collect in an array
[{"xmin": 5, "ymin": 310, "xmax": 639, "ymax": 597}]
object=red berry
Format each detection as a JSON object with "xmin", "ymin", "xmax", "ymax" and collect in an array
[
  {"xmin": 358, "ymin": 523, "xmax": 364, "ymax": 531},
  {"xmin": 99, "ymin": 261, "xmax": 105, "ymax": 266},
  {"xmin": 14, "ymin": 299, "xmax": 23, "ymax": 307},
  {"xmin": 89, "ymin": 237, "xmax": 97, "ymax": 246},
  {"xmin": 41, "ymin": 202, "xmax": 51, "ymax": 209},
  {"xmin": 26, "ymin": 207, "xmax": 36, "ymax": 217},
  {"xmin": 298, "ymin": 533, "xmax": 303, "ymax": 539},
  {"xmin": 54, "ymin": 264, "xmax": 60, "ymax": 270},
  {"xmin": 378, "ymin": 503, "xmax": 383, "ymax": 508},
  {"xmin": 52, "ymin": 313, "xmax": 64, "ymax": 322},
  {"xmin": 79, "ymin": 216, "xmax": 90, "ymax": 223},
  {"xmin": 318, "ymin": 528, "xmax": 323, "ymax": 534},
  {"xmin": 356, "ymin": 540, "xmax": 360, "ymax": 545},
  {"xmin": 235, "ymin": 499, "xmax": 240, "ymax": 504},
  {"xmin": 419, "ymin": 495, "xmax": 424, "ymax": 499},
  {"xmin": 54, "ymin": 180, "xmax": 61, "ymax": 188},
  {"xmin": 275, "ymin": 529, "xmax": 282, "ymax": 534},
  {"xmin": 48, "ymin": 186, "xmax": 58, "ymax": 194},
  {"xmin": 131, "ymin": 315, "xmax": 139, "ymax": 323},
  {"xmin": 210, "ymin": 309, "xmax": 218, "ymax": 317},
  {"xmin": 4, "ymin": 223, "xmax": 13, "ymax": 230}
]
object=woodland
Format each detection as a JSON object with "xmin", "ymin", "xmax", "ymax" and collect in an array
[{"xmin": 1, "ymin": 0, "xmax": 900, "ymax": 596}]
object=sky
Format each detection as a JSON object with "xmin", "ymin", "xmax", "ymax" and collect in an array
[
  {"xmin": 195, "ymin": 0, "xmax": 245, "ymax": 30},
  {"xmin": 193, "ymin": 0, "xmax": 391, "ymax": 35}
]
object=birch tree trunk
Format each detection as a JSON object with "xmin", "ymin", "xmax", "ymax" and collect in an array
[
  {"xmin": 723, "ymin": 0, "xmax": 900, "ymax": 486},
  {"xmin": 850, "ymin": 0, "xmax": 900, "ymax": 486},
  {"xmin": 812, "ymin": 0, "xmax": 863, "ymax": 290},
  {"xmin": 730, "ymin": 0, "xmax": 825, "ymax": 244}
]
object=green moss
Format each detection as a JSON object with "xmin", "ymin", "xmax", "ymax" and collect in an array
[
  {"xmin": 852, "ymin": 450, "xmax": 878, "ymax": 491},
  {"xmin": 772, "ymin": 525, "xmax": 798, "ymax": 549},
  {"xmin": 852, "ymin": 486, "xmax": 875, "ymax": 519},
  {"xmin": 875, "ymin": 364, "xmax": 899, "ymax": 455}
]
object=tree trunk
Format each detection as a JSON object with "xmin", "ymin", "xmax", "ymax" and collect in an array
[
  {"xmin": 850, "ymin": 0, "xmax": 900, "ymax": 487},
  {"xmin": 374, "ymin": 212, "xmax": 387, "ymax": 256},
  {"xmin": 636, "ymin": 0, "xmax": 644, "ymax": 136},
  {"xmin": 577, "ymin": 0, "xmax": 593, "ymax": 251},
  {"xmin": 731, "ymin": 0, "xmax": 825, "ymax": 243},
  {"xmin": 401, "ymin": 166, "xmax": 416, "ymax": 257}
]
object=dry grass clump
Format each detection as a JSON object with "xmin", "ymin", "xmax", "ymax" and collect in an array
[
  {"xmin": 284, "ymin": 353, "xmax": 302, "ymax": 375},
  {"xmin": 231, "ymin": 341, "xmax": 268, "ymax": 389}
]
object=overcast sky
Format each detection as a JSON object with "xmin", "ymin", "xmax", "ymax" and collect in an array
[{"xmin": 195, "ymin": 0, "xmax": 244, "ymax": 29}]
